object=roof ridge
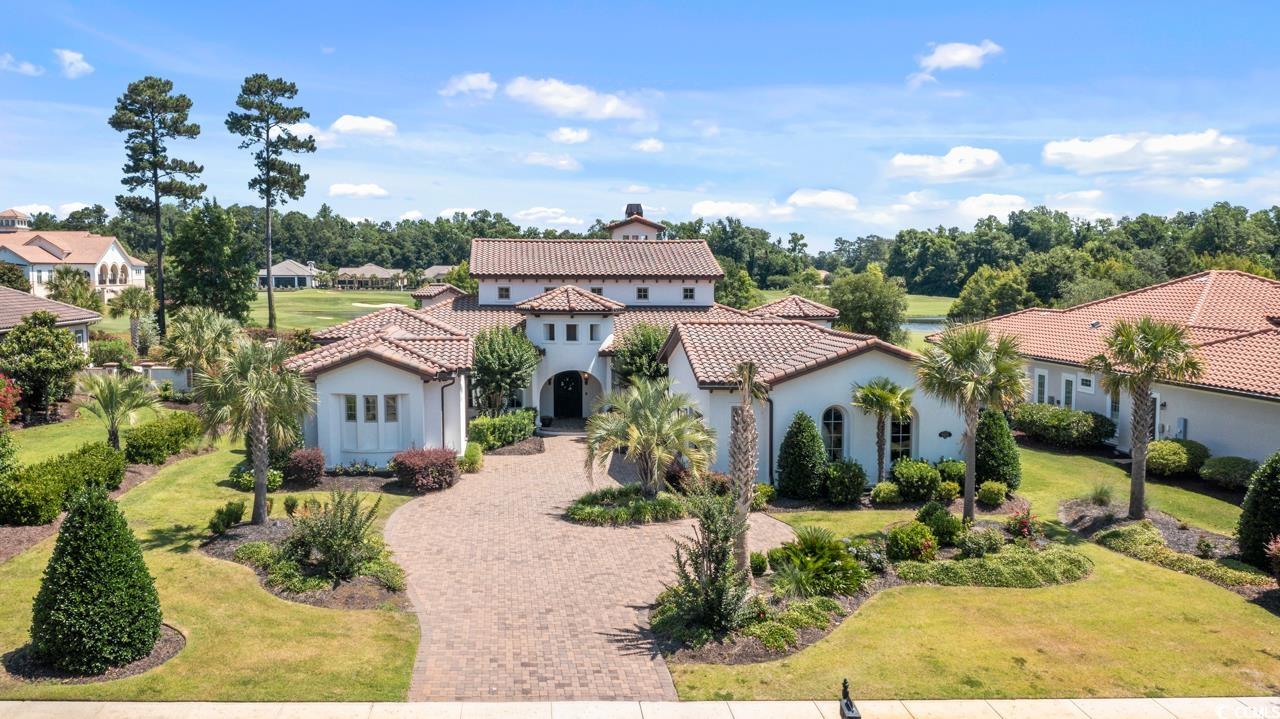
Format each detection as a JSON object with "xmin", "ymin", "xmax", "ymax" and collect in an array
[
  {"xmin": 1193, "ymin": 325, "xmax": 1279, "ymax": 348},
  {"xmin": 1187, "ymin": 270, "xmax": 1215, "ymax": 326},
  {"xmin": 472, "ymin": 237, "xmax": 707, "ymax": 244}
]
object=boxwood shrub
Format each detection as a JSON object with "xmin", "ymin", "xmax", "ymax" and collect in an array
[
  {"xmin": 123, "ymin": 411, "xmax": 201, "ymax": 465},
  {"xmin": 459, "ymin": 441, "xmax": 484, "ymax": 473},
  {"xmin": 0, "ymin": 442, "xmax": 127, "ymax": 526},
  {"xmin": 891, "ymin": 459, "xmax": 941, "ymax": 502},
  {"xmin": 1199, "ymin": 456, "xmax": 1259, "ymax": 490},
  {"xmin": 824, "ymin": 459, "xmax": 867, "ymax": 505},
  {"xmin": 916, "ymin": 501, "xmax": 964, "ymax": 546},
  {"xmin": 886, "ymin": 520, "xmax": 937, "ymax": 562},
  {"xmin": 870, "ymin": 481, "xmax": 902, "ymax": 506},
  {"xmin": 1238, "ymin": 451, "xmax": 1280, "ymax": 567},
  {"xmin": 467, "ymin": 409, "xmax": 536, "ymax": 451},
  {"xmin": 975, "ymin": 409, "xmax": 1021, "ymax": 489},
  {"xmin": 1147, "ymin": 439, "xmax": 1211, "ymax": 476},
  {"xmin": 1010, "ymin": 403, "xmax": 1116, "ymax": 448},
  {"xmin": 934, "ymin": 459, "xmax": 965, "ymax": 487},
  {"xmin": 777, "ymin": 412, "xmax": 827, "ymax": 500},
  {"xmin": 977, "ymin": 481, "xmax": 1008, "ymax": 508}
]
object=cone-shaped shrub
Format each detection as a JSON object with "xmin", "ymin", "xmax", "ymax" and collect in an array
[
  {"xmin": 1237, "ymin": 451, "xmax": 1280, "ymax": 568},
  {"xmin": 975, "ymin": 409, "xmax": 1021, "ymax": 490},
  {"xmin": 30, "ymin": 487, "xmax": 161, "ymax": 674},
  {"xmin": 777, "ymin": 412, "xmax": 826, "ymax": 500}
]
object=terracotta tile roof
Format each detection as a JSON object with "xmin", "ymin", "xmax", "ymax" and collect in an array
[
  {"xmin": 418, "ymin": 295, "xmax": 526, "ymax": 335},
  {"xmin": 514, "ymin": 285, "xmax": 627, "ymax": 314},
  {"xmin": 0, "ymin": 286, "xmax": 101, "ymax": 331},
  {"xmin": 661, "ymin": 318, "xmax": 917, "ymax": 387},
  {"xmin": 0, "ymin": 208, "xmax": 30, "ymax": 219},
  {"xmin": 599, "ymin": 304, "xmax": 753, "ymax": 354},
  {"xmin": 311, "ymin": 306, "xmax": 466, "ymax": 343},
  {"xmin": 286, "ymin": 325, "xmax": 471, "ymax": 379},
  {"xmin": 470, "ymin": 238, "xmax": 723, "ymax": 279},
  {"xmin": 748, "ymin": 294, "xmax": 840, "ymax": 320},
  {"xmin": 410, "ymin": 283, "xmax": 468, "ymax": 300},
  {"xmin": 604, "ymin": 215, "xmax": 666, "ymax": 232},
  {"xmin": 0, "ymin": 231, "xmax": 142, "ymax": 266}
]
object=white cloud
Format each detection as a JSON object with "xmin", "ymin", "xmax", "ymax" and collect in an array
[
  {"xmin": 398, "ymin": 210, "xmax": 425, "ymax": 221},
  {"xmin": 909, "ymin": 39, "xmax": 1002, "ymax": 87},
  {"xmin": 321, "ymin": 47, "xmax": 336, "ymax": 55},
  {"xmin": 785, "ymin": 188, "xmax": 860, "ymax": 214},
  {"xmin": 52, "ymin": 49, "xmax": 93, "ymax": 79},
  {"xmin": 548, "ymin": 127, "xmax": 590, "ymax": 144},
  {"xmin": 691, "ymin": 200, "xmax": 794, "ymax": 220},
  {"xmin": 513, "ymin": 206, "xmax": 585, "ymax": 227},
  {"xmin": 281, "ymin": 122, "xmax": 338, "ymax": 148},
  {"xmin": 695, "ymin": 120, "xmax": 720, "ymax": 138},
  {"xmin": 11, "ymin": 203, "xmax": 53, "ymax": 216},
  {"xmin": 58, "ymin": 201, "xmax": 91, "ymax": 216},
  {"xmin": 632, "ymin": 138, "xmax": 664, "ymax": 153},
  {"xmin": 956, "ymin": 193, "xmax": 1027, "ymax": 219},
  {"xmin": 1042, "ymin": 128, "xmax": 1270, "ymax": 175},
  {"xmin": 888, "ymin": 146, "xmax": 1004, "ymax": 181},
  {"xmin": 620, "ymin": 184, "xmax": 652, "ymax": 194},
  {"xmin": 505, "ymin": 76, "xmax": 645, "ymax": 120},
  {"xmin": 0, "ymin": 53, "xmax": 44, "ymax": 76},
  {"xmin": 521, "ymin": 152, "xmax": 581, "ymax": 171},
  {"xmin": 438, "ymin": 207, "xmax": 477, "ymax": 218},
  {"xmin": 439, "ymin": 72, "xmax": 497, "ymax": 99},
  {"xmin": 331, "ymin": 114, "xmax": 397, "ymax": 137},
  {"xmin": 329, "ymin": 183, "xmax": 389, "ymax": 198},
  {"xmin": 1047, "ymin": 190, "xmax": 1112, "ymax": 221}
]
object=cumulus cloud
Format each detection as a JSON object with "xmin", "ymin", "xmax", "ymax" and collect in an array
[
  {"xmin": 620, "ymin": 184, "xmax": 651, "ymax": 194},
  {"xmin": 281, "ymin": 122, "xmax": 337, "ymax": 148},
  {"xmin": 909, "ymin": 39, "xmax": 1002, "ymax": 87},
  {"xmin": 399, "ymin": 210, "xmax": 425, "ymax": 221},
  {"xmin": 691, "ymin": 200, "xmax": 794, "ymax": 220},
  {"xmin": 52, "ymin": 49, "xmax": 93, "ymax": 79},
  {"xmin": 514, "ymin": 207, "xmax": 585, "ymax": 227},
  {"xmin": 438, "ymin": 208, "xmax": 478, "ymax": 218},
  {"xmin": 888, "ymin": 146, "xmax": 1004, "ymax": 181},
  {"xmin": 1042, "ymin": 129, "xmax": 1270, "ymax": 175},
  {"xmin": 0, "ymin": 53, "xmax": 44, "ymax": 76},
  {"xmin": 11, "ymin": 203, "xmax": 54, "ymax": 216},
  {"xmin": 785, "ymin": 188, "xmax": 860, "ymax": 214},
  {"xmin": 505, "ymin": 77, "xmax": 645, "ymax": 120},
  {"xmin": 58, "ymin": 202, "xmax": 91, "ymax": 216},
  {"xmin": 522, "ymin": 152, "xmax": 581, "ymax": 171},
  {"xmin": 631, "ymin": 138, "xmax": 664, "ymax": 153},
  {"xmin": 329, "ymin": 183, "xmax": 389, "ymax": 198},
  {"xmin": 439, "ymin": 72, "xmax": 497, "ymax": 99},
  {"xmin": 1047, "ymin": 190, "xmax": 1112, "ymax": 221},
  {"xmin": 331, "ymin": 114, "xmax": 397, "ymax": 137},
  {"xmin": 548, "ymin": 127, "xmax": 590, "ymax": 144},
  {"xmin": 956, "ymin": 193, "xmax": 1027, "ymax": 219}
]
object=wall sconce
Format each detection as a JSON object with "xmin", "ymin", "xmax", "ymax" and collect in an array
[
  {"xmin": 938, "ymin": 430, "xmax": 952, "ymax": 439},
  {"xmin": 1159, "ymin": 401, "xmax": 1167, "ymax": 410}
]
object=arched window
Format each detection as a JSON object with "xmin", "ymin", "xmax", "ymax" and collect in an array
[
  {"xmin": 821, "ymin": 407, "xmax": 845, "ymax": 462},
  {"xmin": 97, "ymin": 264, "xmax": 107, "ymax": 284},
  {"xmin": 890, "ymin": 413, "xmax": 914, "ymax": 462}
]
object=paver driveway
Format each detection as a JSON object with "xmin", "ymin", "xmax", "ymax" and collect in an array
[{"xmin": 384, "ymin": 435, "xmax": 795, "ymax": 702}]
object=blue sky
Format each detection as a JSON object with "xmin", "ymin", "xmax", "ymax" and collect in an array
[{"xmin": 3, "ymin": 1, "xmax": 1279, "ymax": 251}]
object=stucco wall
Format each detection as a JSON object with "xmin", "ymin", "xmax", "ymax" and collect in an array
[{"xmin": 478, "ymin": 278, "xmax": 715, "ymax": 306}]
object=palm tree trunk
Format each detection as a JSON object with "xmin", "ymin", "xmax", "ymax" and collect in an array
[
  {"xmin": 962, "ymin": 402, "xmax": 979, "ymax": 521},
  {"xmin": 875, "ymin": 414, "xmax": 887, "ymax": 483},
  {"xmin": 729, "ymin": 404, "xmax": 757, "ymax": 576},
  {"xmin": 1129, "ymin": 382, "xmax": 1152, "ymax": 520},
  {"xmin": 108, "ymin": 424, "xmax": 120, "ymax": 451},
  {"xmin": 249, "ymin": 407, "xmax": 270, "ymax": 524},
  {"xmin": 129, "ymin": 315, "xmax": 139, "ymax": 351}
]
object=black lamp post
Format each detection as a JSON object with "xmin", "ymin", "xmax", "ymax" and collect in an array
[{"xmin": 841, "ymin": 678, "xmax": 861, "ymax": 719}]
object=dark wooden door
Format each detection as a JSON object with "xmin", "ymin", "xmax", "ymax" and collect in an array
[{"xmin": 554, "ymin": 372, "xmax": 583, "ymax": 418}]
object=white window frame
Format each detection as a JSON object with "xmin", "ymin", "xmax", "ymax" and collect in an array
[
  {"xmin": 1077, "ymin": 372, "xmax": 1096, "ymax": 394},
  {"xmin": 363, "ymin": 395, "xmax": 378, "ymax": 422},
  {"xmin": 1061, "ymin": 375, "xmax": 1076, "ymax": 410},
  {"xmin": 682, "ymin": 286, "xmax": 695, "ymax": 301},
  {"xmin": 589, "ymin": 323, "xmax": 601, "ymax": 342},
  {"xmin": 497, "ymin": 286, "xmax": 511, "ymax": 300},
  {"xmin": 821, "ymin": 406, "xmax": 845, "ymax": 462},
  {"xmin": 384, "ymin": 395, "xmax": 399, "ymax": 423},
  {"xmin": 343, "ymin": 395, "xmax": 357, "ymax": 422}
]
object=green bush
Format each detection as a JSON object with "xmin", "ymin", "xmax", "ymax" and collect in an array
[
  {"xmin": 287, "ymin": 489, "xmax": 384, "ymax": 581},
  {"xmin": 359, "ymin": 548, "xmax": 407, "ymax": 592},
  {"xmin": 1237, "ymin": 452, "xmax": 1280, "ymax": 567},
  {"xmin": 1010, "ymin": 403, "xmax": 1116, "ymax": 448},
  {"xmin": 741, "ymin": 620, "xmax": 797, "ymax": 651},
  {"xmin": 935, "ymin": 459, "xmax": 965, "ymax": 486},
  {"xmin": 1172, "ymin": 439, "xmax": 1210, "ymax": 473},
  {"xmin": 956, "ymin": 528, "xmax": 1005, "ymax": 558},
  {"xmin": 89, "ymin": 339, "xmax": 136, "ymax": 368},
  {"xmin": 749, "ymin": 551, "xmax": 767, "ymax": 577},
  {"xmin": 1088, "ymin": 483, "xmax": 1114, "ymax": 506},
  {"xmin": 897, "ymin": 545, "xmax": 1093, "ymax": 587},
  {"xmin": 975, "ymin": 409, "xmax": 1021, "ymax": 489},
  {"xmin": 123, "ymin": 411, "xmax": 201, "ymax": 464},
  {"xmin": 1099, "ymin": 520, "xmax": 1273, "ymax": 587},
  {"xmin": 234, "ymin": 541, "xmax": 329, "ymax": 594},
  {"xmin": 30, "ymin": 488, "xmax": 161, "ymax": 674},
  {"xmin": 750, "ymin": 483, "xmax": 775, "ymax": 511},
  {"xmin": 892, "ymin": 459, "xmax": 940, "ymax": 502},
  {"xmin": 768, "ymin": 525, "xmax": 869, "ymax": 598},
  {"xmin": 870, "ymin": 481, "xmax": 902, "ymax": 506},
  {"xmin": 229, "ymin": 468, "xmax": 283, "ymax": 492},
  {"xmin": 1004, "ymin": 508, "xmax": 1043, "ymax": 540},
  {"xmin": 886, "ymin": 521, "xmax": 937, "ymax": 562},
  {"xmin": 976, "ymin": 481, "xmax": 1008, "ymax": 508},
  {"xmin": 935, "ymin": 481, "xmax": 960, "ymax": 504},
  {"xmin": 824, "ymin": 459, "xmax": 867, "ymax": 505},
  {"xmin": 1146, "ymin": 440, "xmax": 1194, "ymax": 476},
  {"xmin": 916, "ymin": 501, "xmax": 964, "ymax": 546},
  {"xmin": 565, "ymin": 485, "xmax": 686, "ymax": 526},
  {"xmin": 0, "ymin": 473, "xmax": 65, "ymax": 525},
  {"xmin": 208, "ymin": 500, "xmax": 246, "ymax": 535},
  {"xmin": 284, "ymin": 496, "xmax": 299, "ymax": 517},
  {"xmin": 466, "ymin": 409, "xmax": 536, "ymax": 450},
  {"xmin": 459, "ymin": 441, "xmax": 484, "ymax": 473},
  {"xmin": 777, "ymin": 412, "xmax": 827, "ymax": 500},
  {"xmin": 1199, "ymin": 456, "xmax": 1259, "ymax": 490},
  {"xmin": 0, "ymin": 442, "xmax": 127, "ymax": 526}
]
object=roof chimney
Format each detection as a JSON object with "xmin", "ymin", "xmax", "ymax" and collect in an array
[{"xmin": 625, "ymin": 203, "xmax": 643, "ymax": 218}]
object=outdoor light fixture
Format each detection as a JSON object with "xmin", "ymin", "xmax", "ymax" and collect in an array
[
  {"xmin": 939, "ymin": 430, "xmax": 952, "ymax": 439},
  {"xmin": 840, "ymin": 679, "xmax": 861, "ymax": 719}
]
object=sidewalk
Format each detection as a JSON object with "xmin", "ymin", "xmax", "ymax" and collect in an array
[{"xmin": 1, "ymin": 697, "xmax": 1276, "ymax": 719}]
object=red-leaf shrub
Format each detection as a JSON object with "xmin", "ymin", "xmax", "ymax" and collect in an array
[
  {"xmin": 391, "ymin": 448, "xmax": 460, "ymax": 493},
  {"xmin": 0, "ymin": 373, "xmax": 20, "ymax": 425},
  {"xmin": 285, "ymin": 448, "xmax": 325, "ymax": 487}
]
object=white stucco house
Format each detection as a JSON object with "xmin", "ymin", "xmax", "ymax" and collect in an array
[
  {"xmin": 259, "ymin": 259, "xmax": 319, "ymax": 289},
  {"xmin": 957, "ymin": 270, "xmax": 1280, "ymax": 462},
  {"xmin": 0, "ymin": 210, "xmax": 147, "ymax": 300},
  {"xmin": 0, "ymin": 285, "xmax": 100, "ymax": 352},
  {"xmin": 285, "ymin": 204, "xmax": 965, "ymax": 477}
]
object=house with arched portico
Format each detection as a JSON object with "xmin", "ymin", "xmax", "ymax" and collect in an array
[{"xmin": 0, "ymin": 215, "xmax": 147, "ymax": 300}]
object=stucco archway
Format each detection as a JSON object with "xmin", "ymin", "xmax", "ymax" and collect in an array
[{"xmin": 538, "ymin": 370, "xmax": 604, "ymax": 420}]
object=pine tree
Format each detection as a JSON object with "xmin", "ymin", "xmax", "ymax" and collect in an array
[
  {"xmin": 777, "ymin": 412, "xmax": 826, "ymax": 500},
  {"xmin": 975, "ymin": 409, "xmax": 1021, "ymax": 490}
]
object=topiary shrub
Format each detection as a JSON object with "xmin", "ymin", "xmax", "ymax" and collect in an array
[
  {"xmin": 935, "ymin": 481, "xmax": 960, "ymax": 504},
  {"xmin": 975, "ymin": 409, "xmax": 1021, "ymax": 490},
  {"xmin": 284, "ymin": 448, "xmax": 325, "ymax": 487},
  {"xmin": 915, "ymin": 501, "xmax": 964, "ymax": 546},
  {"xmin": 824, "ymin": 459, "xmax": 867, "ymax": 505},
  {"xmin": 977, "ymin": 481, "xmax": 1008, "ymax": 508},
  {"xmin": 1010, "ymin": 403, "xmax": 1115, "ymax": 448},
  {"xmin": 777, "ymin": 412, "xmax": 827, "ymax": 500},
  {"xmin": 1199, "ymin": 456, "xmax": 1259, "ymax": 490},
  {"xmin": 391, "ymin": 448, "xmax": 460, "ymax": 493},
  {"xmin": 1237, "ymin": 451, "xmax": 1280, "ymax": 567},
  {"xmin": 886, "ymin": 521, "xmax": 937, "ymax": 562},
  {"xmin": 891, "ymin": 458, "xmax": 940, "ymax": 502},
  {"xmin": 935, "ymin": 459, "xmax": 965, "ymax": 487},
  {"xmin": 1146, "ymin": 439, "xmax": 1196, "ymax": 476},
  {"xmin": 30, "ymin": 487, "xmax": 161, "ymax": 674},
  {"xmin": 1170, "ymin": 439, "xmax": 1210, "ymax": 473},
  {"xmin": 870, "ymin": 481, "xmax": 902, "ymax": 506}
]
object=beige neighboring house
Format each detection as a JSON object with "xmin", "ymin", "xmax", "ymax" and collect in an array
[
  {"xmin": 423, "ymin": 264, "xmax": 458, "ymax": 280},
  {"xmin": 0, "ymin": 209, "xmax": 147, "ymax": 300},
  {"xmin": 259, "ymin": 259, "xmax": 319, "ymax": 289},
  {"xmin": 0, "ymin": 285, "xmax": 100, "ymax": 351},
  {"xmin": 336, "ymin": 262, "xmax": 403, "ymax": 290}
]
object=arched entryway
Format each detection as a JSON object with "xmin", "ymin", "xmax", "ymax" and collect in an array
[{"xmin": 553, "ymin": 371, "xmax": 583, "ymax": 418}]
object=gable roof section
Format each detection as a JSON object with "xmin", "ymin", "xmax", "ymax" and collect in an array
[
  {"xmin": 749, "ymin": 294, "xmax": 840, "ymax": 320},
  {"xmin": 418, "ymin": 295, "xmax": 526, "ymax": 334},
  {"xmin": 662, "ymin": 318, "xmax": 917, "ymax": 387},
  {"xmin": 285, "ymin": 325, "xmax": 471, "ymax": 379},
  {"xmin": 0, "ymin": 209, "xmax": 30, "ymax": 220},
  {"xmin": 0, "ymin": 231, "xmax": 142, "ymax": 266},
  {"xmin": 470, "ymin": 238, "xmax": 723, "ymax": 280},
  {"xmin": 604, "ymin": 215, "xmax": 665, "ymax": 232},
  {"xmin": 410, "ymin": 283, "xmax": 468, "ymax": 300},
  {"xmin": 514, "ymin": 285, "xmax": 627, "ymax": 314},
  {"xmin": 259, "ymin": 259, "xmax": 316, "ymax": 277},
  {"xmin": 0, "ymin": 286, "xmax": 101, "ymax": 331},
  {"xmin": 311, "ymin": 306, "xmax": 465, "ymax": 343},
  {"xmin": 598, "ymin": 304, "xmax": 753, "ymax": 354},
  {"xmin": 337, "ymin": 263, "xmax": 400, "ymax": 278}
]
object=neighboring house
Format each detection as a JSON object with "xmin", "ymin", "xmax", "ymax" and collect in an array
[
  {"xmin": 410, "ymin": 282, "xmax": 468, "ymax": 309},
  {"xmin": 748, "ymin": 294, "xmax": 840, "ymax": 327},
  {"xmin": 0, "ymin": 211, "xmax": 147, "ymax": 300},
  {"xmin": 0, "ymin": 208, "xmax": 31, "ymax": 232},
  {"xmin": 0, "ymin": 285, "xmax": 99, "ymax": 351},
  {"xmin": 422, "ymin": 264, "xmax": 457, "ymax": 280},
  {"xmin": 259, "ymin": 259, "xmax": 319, "ymax": 289},
  {"xmin": 954, "ymin": 270, "xmax": 1280, "ymax": 462},
  {"xmin": 286, "ymin": 205, "xmax": 964, "ymax": 474},
  {"xmin": 336, "ymin": 263, "xmax": 403, "ymax": 290},
  {"xmin": 604, "ymin": 203, "xmax": 666, "ymax": 240}
]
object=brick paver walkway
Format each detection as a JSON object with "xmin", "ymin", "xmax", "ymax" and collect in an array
[{"xmin": 384, "ymin": 435, "xmax": 796, "ymax": 702}]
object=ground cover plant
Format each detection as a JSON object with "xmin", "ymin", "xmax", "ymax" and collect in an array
[
  {"xmin": 896, "ymin": 544, "xmax": 1093, "ymax": 588},
  {"xmin": 565, "ymin": 484, "xmax": 686, "ymax": 526},
  {"xmin": 1096, "ymin": 520, "xmax": 1273, "ymax": 588}
]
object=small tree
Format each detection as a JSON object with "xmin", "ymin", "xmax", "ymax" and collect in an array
[
  {"xmin": 715, "ymin": 266, "xmax": 759, "ymax": 309},
  {"xmin": 471, "ymin": 326, "xmax": 539, "ymax": 414},
  {"xmin": 0, "ymin": 311, "xmax": 87, "ymax": 416},
  {"xmin": 852, "ymin": 377, "xmax": 914, "ymax": 484},
  {"xmin": 827, "ymin": 263, "xmax": 908, "ymax": 342},
  {"xmin": 46, "ymin": 267, "xmax": 103, "ymax": 312},
  {"xmin": 78, "ymin": 372, "xmax": 158, "ymax": 450},
  {"xmin": 0, "ymin": 261, "xmax": 31, "ymax": 292},
  {"xmin": 947, "ymin": 265, "xmax": 1038, "ymax": 322},
  {"xmin": 168, "ymin": 200, "xmax": 258, "ymax": 322},
  {"xmin": 777, "ymin": 411, "xmax": 826, "ymax": 500},
  {"xmin": 107, "ymin": 286, "xmax": 155, "ymax": 351},
  {"xmin": 728, "ymin": 362, "xmax": 767, "ymax": 576},
  {"xmin": 440, "ymin": 261, "xmax": 478, "ymax": 294},
  {"xmin": 659, "ymin": 491, "xmax": 749, "ymax": 638},
  {"xmin": 31, "ymin": 487, "xmax": 161, "ymax": 674},
  {"xmin": 1237, "ymin": 451, "xmax": 1280, "ymax": 568},
  {"xmin": 612, "ymin": 322, "xmax": 669, "ymax": 386},
  {"xmin": 163, "ymin": 306, "xmax": 240, "ymax": 377},
  {"xmin": 975, "ymin": 408, "xmax": 1021, "ymax": 490}
]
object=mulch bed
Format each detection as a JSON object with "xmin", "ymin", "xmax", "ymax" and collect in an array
[
  {"xmin": 488, "ymin": 436, "xmax": 545, "ymax": 455},
  {"xmin": 292, "ymin": 474, "xmax": 408, "ymax": 494},
  {"xmin": 1058, "ymin": 498, "xmax": 1238, "ymax": 555},
  {"xmin": 0, "ymin": 445, "xmax": 216, "ymax": 565},
  {"xmin": 767, "ymin": 492, "xmax": 1027, "ymax": 517},
  {"xmin": 1, "ymin": 623, "xmax": 185, "ymax": 684}
]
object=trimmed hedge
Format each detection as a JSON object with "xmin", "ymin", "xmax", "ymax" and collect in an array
[
  {"xmin": 824, "ymin": 459, "xmax": 867, "ymax": 505},
  {"xmin": 891, "ymin": 458, "xmax": 940, "ymax": 502},
  {"xmin": 123, "ymin": 411, "xmax": 201, "ymax": 465},
  {"xmin": 391, "ymin": 448, "xmax": 460, "ymax": 493},
  {"xmin": 1010, "ymin": 403, "xmax": 1116, "ymax": 448},
  {"xmin": 1238, "ymin": 451, "xmax": 1280, "ymax": 567},
  {"xmin": 1099, "ymin": 520, "xmax": 1273, "ymax": 587},
  {"xmin": 0, "ymin": 442, "xmax": 127, "ymax": 526},
  {"xmin": 1199, "ymin": 456, "xmax": 1259, "ymax": 490},
  {"xmin": 976, "ymin": 409, "xmax": 1021, "ymax": 489},
  {"xmin": 467, "ymin": 409, "xmax": 536, "ymax": 451},
  {"xmin": 1147, "ymin": 439, "xmax": 1211, "ymax": 476},
  {"xmin": 897, "ymin": 545, "xmax": 1092, "ymax": 588}
]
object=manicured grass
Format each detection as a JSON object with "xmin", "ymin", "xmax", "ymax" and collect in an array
[
  {"xmin": 0, "ymin": 443, "xmax": 418, "ymax": 700},
  {"xmin": 96, "ymin": 289, "xmax": 414, "ymax": 336},
  {"xmin": 903, "ymin": 330, "xmax": 929, "ymax": 353},
  {"xmin": 10, "ymin": 406, "xmax": 166, "ymax": 464},
  {"xmin": 904, "ymin": 294, "xmax": 954, "ymax": 318}
]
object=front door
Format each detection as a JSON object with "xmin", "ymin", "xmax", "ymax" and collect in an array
[{"xmin": 553, "ymin": 371, "xmax": 583, "ymax": 418}]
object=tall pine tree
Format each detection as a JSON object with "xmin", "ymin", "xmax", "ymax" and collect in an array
[{"xmin": 225, "ymin": 74, "xmax": 316, "ymax": 331}]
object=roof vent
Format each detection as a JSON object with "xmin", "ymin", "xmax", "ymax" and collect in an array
[
  {"xmin": 625, "ymin": 203, "xmax": 643, "ymax": 218},
  {"xmin": 1088, "ymin": 320, "xmax": 1102, "ymax": 329}
]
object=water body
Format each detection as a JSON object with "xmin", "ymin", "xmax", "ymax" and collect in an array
[{"xmin": 904, "ymin": 319, "xmax": 945, "ymax": 335}]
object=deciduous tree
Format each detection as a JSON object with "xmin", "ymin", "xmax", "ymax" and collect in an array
[
  {"xmin": 0, "ymin": 311, "xmax": 87, "ymax": 417},
  {"xmin": 168, "ymin": 200, "xmax": 258, "ymax": 322},
  {"xmin": 827, "ymin": 264, "xmax": 908, "ymax": 342}
]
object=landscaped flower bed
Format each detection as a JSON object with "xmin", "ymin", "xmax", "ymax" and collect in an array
[{"xmin": 565, "ymin": 484, "xmax": 686, "ymax": 526}]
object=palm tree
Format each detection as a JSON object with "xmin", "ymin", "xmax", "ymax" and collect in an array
[
  {"xmin": 107, "ymin": 286, "xmax": 155, "ymax": 351},
  {"xmin": 584, "ymin": 377, "xmax": 716, "ymax": 499},
  {"xmin": 196, "ymin": 338, "xmax": 316, "ymax": 524},
  {"xmin": 851, "ymin": 377, "xmax": 915, "ymax": 484},
  {"xmin": 47, "ymin": 267, "xmax": 103, "ymax": 312},
  {"xmin": 1086, "ymin": 317, "xmax": 1202, "ymax": 520},
  {"xmin": 163, "ymin": 306, "xmax": 240, "ymax": 377},
  {"xmin": 917, "ymin": 325, "xmax": 1027, "ymax": 521},
  {"xmin": 729, "ymin": 361, "xmax": 768, "ymax": 575},
  {"xmin": 78, "ymin": 371, "xmax": 158, "ymax": 450}
]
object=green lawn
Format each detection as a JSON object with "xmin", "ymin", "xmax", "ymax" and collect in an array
[
  {"xmin": 904, "ymin": 294, "xmax": 954, "ymax": 318},
  {"xmin": 0, "ymin": 444, "xmax": 418, "ymax": 700},
  {"xmin": 96, "ymin": 289, "xmax": 414, "ymax": 336},
  {"xmin": 11, "ymin": 406, "xmax": 166, "ymax": 464}
]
